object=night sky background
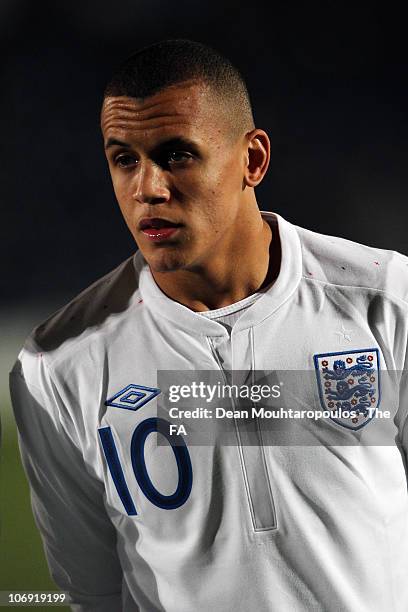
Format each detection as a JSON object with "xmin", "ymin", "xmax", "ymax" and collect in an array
[{"xmin": 2, "ymin": 1, "xmax": 408, "ymax": 307}]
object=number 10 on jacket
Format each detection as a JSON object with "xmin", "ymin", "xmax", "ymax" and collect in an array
[{"xmin": 98, "ymin": 417, "xmax": 193, "ymax": 515}]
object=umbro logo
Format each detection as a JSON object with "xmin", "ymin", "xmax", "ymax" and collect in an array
[{"xmin": 105, "ymin": 384, "xmax": 161, "ymax": 411}]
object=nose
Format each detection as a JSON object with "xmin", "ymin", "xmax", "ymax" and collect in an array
[{"xmin": 131, "ymin": 161, "xmax": 170, "ymax": 205}]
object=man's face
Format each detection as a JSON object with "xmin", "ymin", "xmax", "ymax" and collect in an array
[{"xmin": 101, "ymin": 81, "xmax": 250, "ymax": 273}]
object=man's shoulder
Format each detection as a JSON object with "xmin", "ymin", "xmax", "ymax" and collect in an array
[
  {"xmin": 295, "ymin": 224, "xmax": 408, "ymax": 305},
  {"xmin": 26, "ymin": 252, "xmax": 145, "ymax": 359}
]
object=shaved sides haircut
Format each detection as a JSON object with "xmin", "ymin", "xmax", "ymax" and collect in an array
[{"xmin": 103, "ymin": 39, "xmax": 255, "ymax": 137}]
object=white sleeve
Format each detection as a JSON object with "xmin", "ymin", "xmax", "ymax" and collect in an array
[
  {"xmin": 9, "ymin": 350, "xmax": 129, "ymax": 612},
  {"xmin": 398, "ymin": 368, "xmax": 408, "ymax": 463}
]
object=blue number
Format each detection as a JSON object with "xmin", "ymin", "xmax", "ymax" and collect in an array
[
  {"xmin": 98, "ymin": 427, "xmax": 137, "ymax": 515},
  {"xmin": 131, "ymin": 417, "xmax": 193, "ymax": 510},
  {"xmin": 98, "ymin": 418, "xmax": 193, "ymax": 515}
]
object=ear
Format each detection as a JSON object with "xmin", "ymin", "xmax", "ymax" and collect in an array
[{"xmin": 243, "ymin": 129, "xmax": 270, "ymax": 187}]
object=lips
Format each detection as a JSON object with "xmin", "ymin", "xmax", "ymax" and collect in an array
[
  {"xmin": 139, "ymin": 217, "xmax": 182, "ymax": 242},
  {"xmin": 139, "ymin": 217, "xmax": 181, "ymax": 230}
]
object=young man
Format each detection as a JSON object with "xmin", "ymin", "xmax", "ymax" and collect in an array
[{"xmin": 10, "ymin": 40, "xmax": 408, "ymax": 611}]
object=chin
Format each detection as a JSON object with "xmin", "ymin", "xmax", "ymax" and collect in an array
[{"xmin": 144, "ymin": 249, "xmax": 190, "ymax": 273}]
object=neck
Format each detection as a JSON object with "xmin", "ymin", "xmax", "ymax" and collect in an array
[{"xmin": 150, "ymin": 208, "xmax": 276, "ymax": 312}]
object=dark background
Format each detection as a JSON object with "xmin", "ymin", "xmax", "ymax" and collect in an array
[{"xmin": 2, "ymin": 1, "xmax": 408, "ymax": 304}]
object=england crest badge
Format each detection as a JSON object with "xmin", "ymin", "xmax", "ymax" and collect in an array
[{"xmin": 314, "ymin": 348, "xmax": 380, "ymax": 430}]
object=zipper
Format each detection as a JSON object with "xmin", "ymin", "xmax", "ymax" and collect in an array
[{"xmin": 206, "ymin": 332, "xmax": 277, "ymax": 531}]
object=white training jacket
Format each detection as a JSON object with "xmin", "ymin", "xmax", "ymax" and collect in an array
[{"xmin": 9, "ymin": 213, "xmax": 408, "ymax": 611}]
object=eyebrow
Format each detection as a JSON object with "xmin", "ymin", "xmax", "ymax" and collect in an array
[
  {"xmin": 154, "ymin": 137, "xmax": 199, "ymax": 153},
  {"xmin": 105, "ymin": 138, "xmax": 131, "ymax": 150}
]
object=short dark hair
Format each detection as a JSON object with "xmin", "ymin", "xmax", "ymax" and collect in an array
[{"xmin": 104, "ymin": 39, "xmax": 255, "ymax": 135}]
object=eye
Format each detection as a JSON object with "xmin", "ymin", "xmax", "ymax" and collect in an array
[
  {"xmin": 114, "ymin": 154, "xmax": 137, "ymax": 168},
  {"xmin": 166, "ymin": 150, "xmax": 193, "ymax": 164}
]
